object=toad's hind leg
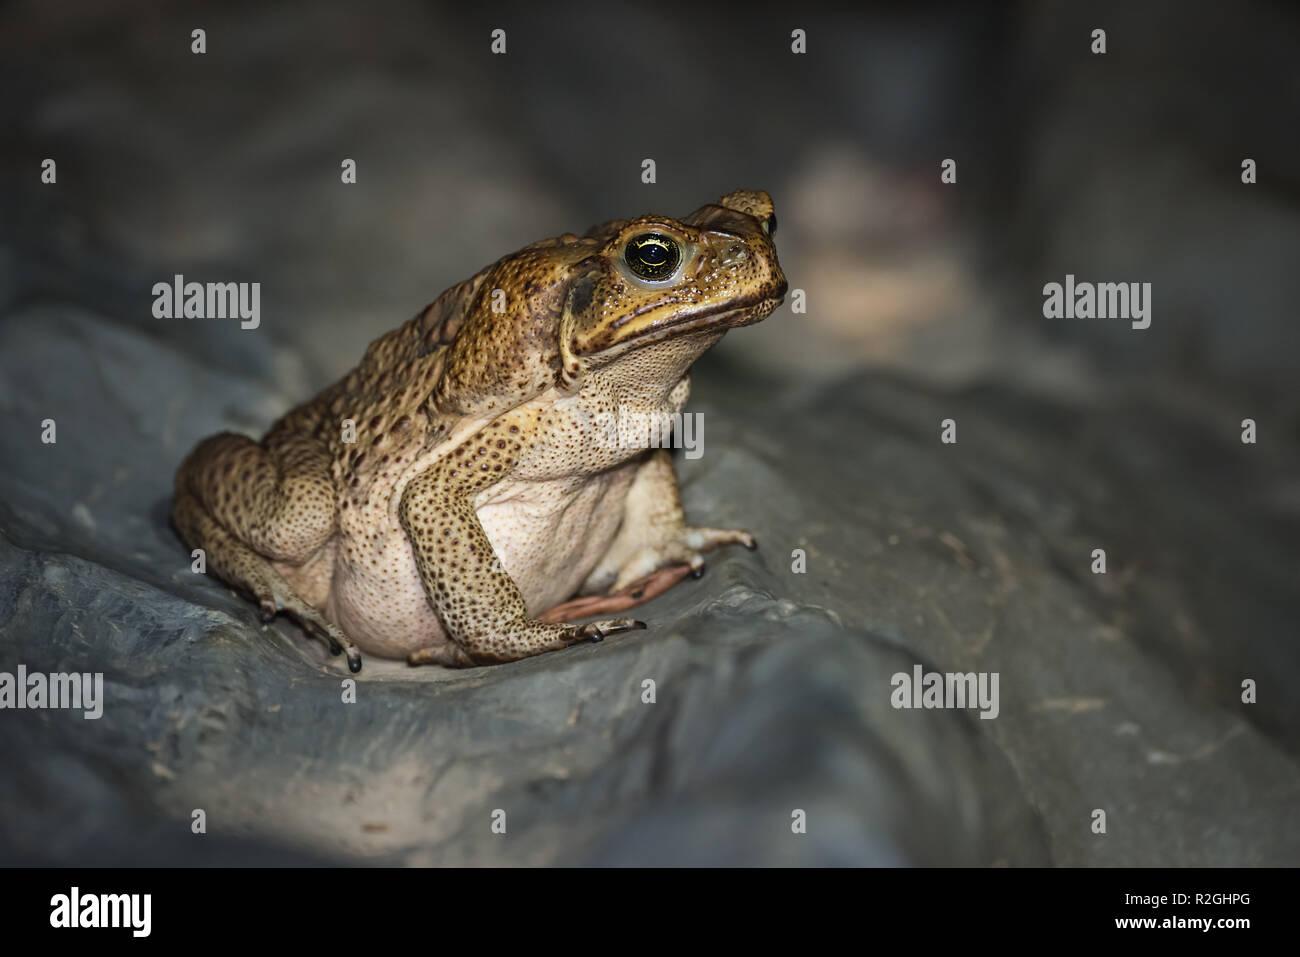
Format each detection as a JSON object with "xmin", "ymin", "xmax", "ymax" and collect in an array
[{"xmin": 171, "ymin": 432, "xmax": 361, "ymax": 672}]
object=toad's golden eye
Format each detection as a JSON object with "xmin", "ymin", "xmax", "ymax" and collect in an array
[{"xmin": 624, "ymin": 233, "xmax": 681, "ymax": 281}]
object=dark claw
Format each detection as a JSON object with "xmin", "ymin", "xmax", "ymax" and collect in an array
[
  {"xmin": 328, "ymin": 639, "xmax": 343, "ymax": 656},
  {"xmin": 691, "ymin": 563, "xmax": 706, "ymax": 579},
  {"xmin": 588, "ymin": 630, "xmax": 604, "ymax": 643},
  {"xmin": 258, "ymin": 606, "xmax": 276, "ymax": 624},
  {"xmin": 348, "ymin": 653, "xmax": 362, "ymax": 674},
  {"xmin": 745, "ymin": 538, "xmax": 758, "ymax": 551}
]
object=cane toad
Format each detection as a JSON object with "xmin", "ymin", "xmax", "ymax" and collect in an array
[{"xmin": 172, "ymin": 189, "xmax": 787, "ymax": 670}]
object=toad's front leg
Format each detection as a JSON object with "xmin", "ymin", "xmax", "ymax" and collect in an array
[
  {"xmin": 400, "ymin": 432, "xmax": 644, "ymax": 667},
  {"xmin": 539, "ymin": 448, "xmax": 756, "ymax": 622}
]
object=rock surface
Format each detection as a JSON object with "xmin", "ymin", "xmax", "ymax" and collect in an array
[{"xmin": 1, "ymin": 304, "xmax": 1297, "ymax": 865}]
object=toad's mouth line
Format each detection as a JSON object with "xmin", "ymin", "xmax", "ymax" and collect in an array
[{"xmin": 583, "ymin": 290, "xmax": 788, "ymax": 355}]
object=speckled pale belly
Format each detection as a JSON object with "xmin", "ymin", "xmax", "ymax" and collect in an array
[{"xmin": 316, "ymin": 464, "xmax": 637, "ymax": 658}]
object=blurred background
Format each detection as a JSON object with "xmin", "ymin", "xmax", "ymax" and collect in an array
[
  {"xmin": 1, "ymin": 0, "xmax": 1297, "ymax": 866},
  {"xmin": 3, "ymin": 0, "xmax": 1297, "ymax": 400}
]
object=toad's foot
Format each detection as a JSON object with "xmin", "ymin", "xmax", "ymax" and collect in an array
[
  {"xmin": 259, "ymin": 591, "xmax": 362, "ymax": 674},
  {"xmin": 538, "ymin": 564, "xmax": 696, "ymax": 622},
  {"xmin": 583, "ymin": 526, "xmax": 757, "ymax": 597},
  {"xmin": 407, "ymin": 618, "xmax": 645, "ymax": 668}
]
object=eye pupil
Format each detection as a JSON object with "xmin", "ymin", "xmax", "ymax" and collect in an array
[{"xmin": 624, "ymin": 233, "xmax": 680, "ymax": 280}]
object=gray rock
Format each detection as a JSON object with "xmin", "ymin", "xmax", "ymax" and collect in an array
[{"xmin": 1, "ymin": 304, "xmax": 1295, "ymax": 866}]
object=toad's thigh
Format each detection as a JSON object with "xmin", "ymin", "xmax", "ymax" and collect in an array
[{"xmin": 176, "ymin": 431, "xmax": 336, "ymax": 562}]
